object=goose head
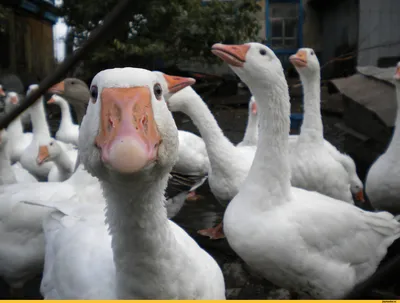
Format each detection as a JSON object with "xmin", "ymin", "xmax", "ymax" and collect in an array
[
  {"xmin": 153, "ymin": 71, "xmax": 196, "ymax": 112},
  {"xmin": 37, "ymin": 139, "xmax": 62, "ymax": 165},
  {"xmin": 78, "ymin": 68, "xmax": 193, "ymax": 183},
  {"xmin": 0, "ymin": 85, "xmax": 5, "ymax": 97},
  {"xmin": 48, "ymin": 78, "xmax": 90, "ymax": 123},
  {"xmin": 47, "ymin": 94, "xmax": 66, "ymax": 106},
  {"xmin": 289, "ymin": 48, "xmax": 320, "ymax": 78},
  {"xmin": 4, "ymin": 92, "xmax": 20, "ymax": 113},
  {"xmin": 394, "ymin": 62, "xmax": 400, "ymax": 81},
  {"xmin": 27, "ymin": 84, "xmax": 39, "ymax": 96},
  {"xmin": 211, "ymin": 42, "xmax": 286, "ymax": 90}
]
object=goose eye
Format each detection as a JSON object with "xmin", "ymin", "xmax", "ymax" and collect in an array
[
  {"xmin": 49, "ymin": 142, "xmax": 53, "ymax": 146},
  {"xmin": 310, "ymin": 51, "xmax": 314, "ymax": 55},
  {"xmin": 259, "ymin": 49, "xmax": 267, "ymax": 56},
  {"xmin": 153, "ymin": 83, "xmax": 162, "ymax": 100},
  {"xmin": 90, "ymin": 85, "xmax": 98, "ymax": 103}
]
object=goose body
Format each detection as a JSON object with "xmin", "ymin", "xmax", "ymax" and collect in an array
[
  {"xmin": 47, "ymin": 94, "xmax": 79, "ymax": 146},
  {"xmin": 0, "ymin": 165, "xmax": 101, "ymax": 292},
  {"xmin": 36, "ymin": 68, "xmax": 225, "ymax": 299},
  {"xmin": 365, "ymin": 63, "xmax": 400, "ymax": 213},
  {"xmin": 214, "ymin": 42, "xmax": 400, "ymax": 299}
]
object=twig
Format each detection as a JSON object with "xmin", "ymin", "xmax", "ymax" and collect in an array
[{"xmin": 0, "ymin": 0, "xmax": 136, "ymax": 130}]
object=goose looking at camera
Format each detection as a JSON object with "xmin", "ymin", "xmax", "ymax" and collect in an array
[{"xmin": 33, "ymin": 68, "xmax": 225, "ymax": 299}]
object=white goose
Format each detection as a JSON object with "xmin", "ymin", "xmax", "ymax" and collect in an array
[
  {"xmin": 155, "ymin": 72, "xmax": 256, "ymax": 239},
  {"xmin": 366, "ymin": 62, "xmax": 400, "ymax": 213},
  {"xmin": 47, "ymin": 94, "xmax": 79, "ymax": 146},
  {"xmin": 0, "ymin": 163, "xmax": 101, "ymax": 296},
  {"xmin": 3, "ymin": 92, "xmax": 34, "ymax": 164},
  {"xmin": 0, "ymin": 129, "xmax": 37, "ymax": 185},
  {"xmin": 37, "ymin": 139, "xmax": 77, "ymax": 182},
  {"xmin": 237, "ymin": 96, "xmax": 258, "ymax": 147},
  {"xmin": 213, "ymin": 42, "xmax": 400, "ymax": 299},
  {"xmin": 19, "ymin": 85, "xmax": 55, "ymax": 180},
  {"xmin": 288, "ymin": 48, "xmax": 361, "ymax": 204},
  {"xmin": 32, "ymin": 68, "xmax": 225, "ymax": 299}
]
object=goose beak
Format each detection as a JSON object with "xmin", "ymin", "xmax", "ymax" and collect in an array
[
  {"xmin": 0, "ymin": 87, "xmax": 5, "ymax": 97},
  {"xmin": 47, "ymin": 96, "xmax": 56, "ymax": 104},
  {"xmin": 395, "ymin": 66, "xmax": 400, "ymax": 80},
  {"xmin": 48, "ymin": 81, "xmax": 65, "ymax": 94},
  {"xmin": 37, "ymin": 146, "xmax": 50, "ymax": 165},
  {"xmin": 355, "ymin": 190, "xmax": 365, "ymax": 203},
  {"xmin": 211, "ymin": 43, "xmax": 250, "ymax": 67},
  {"xmin": 162, "ymin": 74, "xmax": 196, "ymax": 93},
  {"xmin": 251, "ymin": 101, "xmax": 257, "ymax": 114},
  {"xmin": 289, "ymin": 50, "xmax": 308, "ymax": 68},
  {"xmin": 95, "ymin": 87, "xmax": 161, "ymax": 174}
]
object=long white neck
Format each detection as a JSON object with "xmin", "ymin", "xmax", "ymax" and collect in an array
[
  {"xmin": 385, "ymin": 84, "xmax": 400, "ymax": 157},
  {"xmin": 240, "ymin": 110, "xmax": 258, "ymax": 146},
  {"xmin": 242, "ymin": 78, "xmax": 292, "ymax": 209},
  {"xmin": 101, "ymin": 172, "xmax": 175, "ymax": 299},
  {"xmin": 53, "ymin": 150, "xmax": 74, "ymax": 178},
  {"xmin": 177, "ymin": 89, "xmax": 240, "ymax": 172},
  {"xmin": 30, "ymin": 98, "xmax": 50, "ymax": 137},
  {"xmin": 6, "ymin": 116, "xmax": 24, "ymax": 137},
  {"xmin": 298, "ymin": 71, "xmax": 323, "ymax": 142},
  {"xmin": 58, "ymin": 99, "xmax": 75, "ymax": 129},
  {"xmin": 0, "ymin": 144, "xmax": 17, "ymax": 185}
]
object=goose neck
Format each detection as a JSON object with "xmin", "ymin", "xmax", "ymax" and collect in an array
[
  {"xmin": 101, "ymin": 172, "xmax": 174, "ymax": 299},
  {"xmin": 178, "ymin": 91, "xmax": 239, "ymax": 170},
  {"xmin": 385, "ymin": 84, "xmax": 400, "ymax": 156},
  {"xmin": 30, "ymin": 98, "xmax": 50, "ymax": 137},
  {"xmin": 58, "ymin": 100, "xmax": 74, "ymax": 129},
  {"xmin": 298, "ymin": 72, "xmax": 323, "ymax": 142},
  {"xmin": 243, "ymin": 80, "xmax": 292, "ymax": 208},
  {"xmin": 6, "ymin": 117, "xmax": 24, "ymax": 137},
  {"xmin": 241, "ymin": 111, "xmax": 258, "ymax": 146}
]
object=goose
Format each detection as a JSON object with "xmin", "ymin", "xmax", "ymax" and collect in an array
[
  {"xmin": 30, "ymin": 67, "xmax": 225, "ymax": 299},
  {"xmin": 365, "ymin": 62, "xmax": 400, "ymax": 213},
  {"xmin": 237, "ymin": 96, "xmax": 258, "ymax": 147},
  {"xmin": 0, "ymin": 129, "xmax": 37, "ymax": 185},
  {"xmin": 0, "ymin": 84, "xmax": 5, "ymax": 96},
  {"xmin": 155, "ymin": 72, "xmax": 256, "ymax": 240},
  {"xmin": 19, "ymin": 85, "xmax": 55, "ymax": 180},
  {"xmin": 0, "ymin": 163, "xmax": 101, "ymax": 296},
  {"xmin": 37, "ymin": 139, "xmax": 77, "ymax": 182},
  {"xmin": 3, "ymin": 92, "xmax": 34, "ymax": 164},
  {"xmin": 287, "ymin": 48, "xmax": 360, "ymax": 204},
  {"xmin": 47, "ymin": 78, "xmax": 90, "ymax": 125},
  {"xmin": 213, "ymin": 41, "xmax": 400, "ymax": 299},
  {"xmin": 47, "ymin": 94, "xmax": 79, "ymax": 145}
]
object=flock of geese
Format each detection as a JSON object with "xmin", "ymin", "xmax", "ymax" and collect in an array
[{"xmin": 0, "ymin": 42, "xmax": 399, "ymax": 299}]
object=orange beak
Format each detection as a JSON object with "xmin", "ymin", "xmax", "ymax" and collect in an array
[
  {"xmin": 289, "ymin": 50, "xmax": 308, "ymax": 68},
  {"xmin": 95, "ymin": 87, "xmax": 161, "ymax": 173},
  {"xmin": 355, "ymin": 190, "xmax": 365, "ymax": 203},
  {"xmin": 37, "ymin": 146, "xmax": 50, "ymax": 165},
  {"xmin": 251, "ymin": 101, "xmax": 257, "ymax": 115},
  {"xmin": 47, "ymin": 96, "xmax": 56, "ymax": 104},
  {"xmin": 395, "ymin": 66, "xmax": 400, "ymax": 80},
  {"xmin": 211, "ymin": 43, "xmax": 250, "ymax": 67},
  {"xmin": 10, "ymin": 95, "xmax": 19, "ymax": 105},
  {"xmin": 162, "ymin": 74, "xmax": 196, "ymax": 94},
  {"xmin": 0, "ymin": 87, "xmax": 5, "ymax": 97},
  {"xmin": 48, "ymin": 81, "xmax": 65, "ymax": 94}
]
